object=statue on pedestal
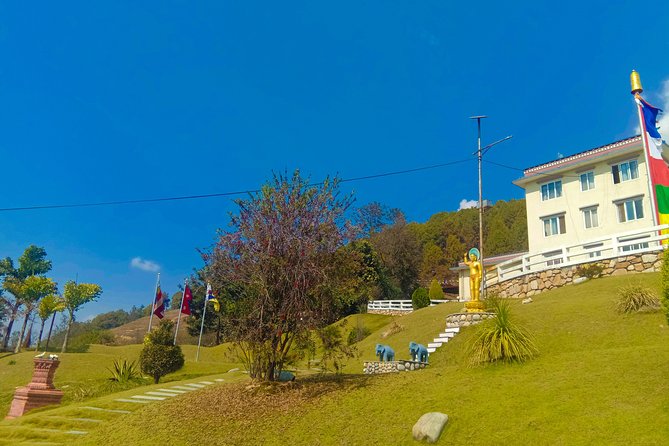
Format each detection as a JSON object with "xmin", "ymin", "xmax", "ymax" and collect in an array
[{"xmin": 463, "ymin": 248, "xmax": 485, "ymax": 313}]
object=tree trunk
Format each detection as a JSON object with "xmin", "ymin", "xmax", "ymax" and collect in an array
[
  {"xmin": 2, "ymin": 303, "xmax": 20, "ymax": 350},
  {"xmin": 14, "ymin": 312, "xmax": 30, "ymax": 353},
  {"xmin": 23, "ymin": 318, "xmax": 34, "ymax": 349},
  {"xmin": 45, "ymin": 312, "xmax": 57, "ymax": 352},
  {"xmin": 215, "ymin": 314, "xmax": 222, "ymax": 345},
  {"xmin": 61, "ymin": 312, "xmax": 73, "ymax": 353},
  {"xmin": 35, "ymin": 319, "xmax": 46, "ymax": 352}
]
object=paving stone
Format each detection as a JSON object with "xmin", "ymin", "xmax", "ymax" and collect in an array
[
  {"xmin": 131, "ymin": 395, "xmax": 166, "ymax": 401},
  {"xmin": 145, "ymin": 391, "xmax": 177, "ymax": 397},
  {"xmin": 115, "ymin": 398, "xmax": 150, "ymax": 404},
  {"xmin": 80, "ymin": 406, "xmax": 132, "ymax": 414}
]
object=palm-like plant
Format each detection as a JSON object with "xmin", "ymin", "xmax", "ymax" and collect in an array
[
  {"xmin": 36, "ymin": 293, "xmax": 65, "ymax": 351},
  {"xmin": 61, "ymin": 281, "xmax": 102, "ymax": 352},
  {"xmin": 468, "ymin": 298, "xmax": 538, "ymax": 365},
  {"xmin": 5, "ymin": 276, "xmax": 56, "ymax": 352}
]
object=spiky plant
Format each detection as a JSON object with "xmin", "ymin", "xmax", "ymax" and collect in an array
[
  {"xmin": 108, "ymin": 359, "xmax": 141, "ymax": 383},
  {"xmin": 468, "ymin": 298, "xmax": 538, "ymax": 365},
  {"xmin": 615, "ymin": 283, "xmax": 660, "ymax": 314}
]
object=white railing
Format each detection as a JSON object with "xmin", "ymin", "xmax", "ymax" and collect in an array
[
  {"xmin": 494, "ymin": 224, "xmax": 669, "ymax": 282},
  {"xmin": 367, "ymin": 299, "xmax": 451, "ymax": 312}
]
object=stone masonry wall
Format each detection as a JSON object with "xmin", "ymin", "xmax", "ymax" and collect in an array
[
  {"xmin": 489, "ymin": 251, "xmax": 663, "ymax": 299},
  {"xmin": 363, "ymin": 360, "xmax": 427, "ymax": 374}
]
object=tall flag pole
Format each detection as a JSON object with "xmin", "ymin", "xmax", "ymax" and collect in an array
[
  {"xmin": 147, "ymin": 273, "xmax": 162, "ymax": 332},
  {"xmin": 174, "ymin": 279, "xmax": 193, "ymax": 345},
  {"xmin": 196, "ymin": 284, "xmax": 210, "ymax": 362},
  {"xmin": 630, "ymin": 70, "xmax": 669, "ymax": 243}
]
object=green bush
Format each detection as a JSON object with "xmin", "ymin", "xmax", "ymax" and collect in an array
[
  {"xmin": 411, "ymin": 287, "xmax": 430, "ymax": 309},
  {"xmin": 575, "ymin": 263, "xmax": 604, "ymax": 279},
  {"xmin": 347, "ymin": 320, "xmax": 371, "ymax": 345},
  {"xmin": 139, "ymin": 320, "xmax": 185, "ymax": 384},
  {"xmin": 428, "ymin": 279, "xmax": 445, "ymax": 300},
  {"xmin": 108, "ymin": 359, "xmax": 141, "ymax": 383},
  {"xmin": 616, "ymin": 283, "xmax": 660, "ymax": 314},
  {"xmin": 468, "ymin": 298, "xmax": 538, "ymax": 365}
]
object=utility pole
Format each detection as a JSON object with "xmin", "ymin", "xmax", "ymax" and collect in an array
[{"xmin": 469, "ymin": 115, "xmax": 512, "ymax": 298}]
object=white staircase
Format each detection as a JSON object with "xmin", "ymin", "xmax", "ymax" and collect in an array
[{"xmin": 426, "ymin": 327, "xmax": 460, "ymax": 353}]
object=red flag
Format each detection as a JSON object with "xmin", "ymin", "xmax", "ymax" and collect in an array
[
  {"xmin": 153, "ymin": 286, "xmax": 165, "ymax": 319},
  {"xmin": 181, "ymin": 285, "xmax": 193, "ymax": 315}
]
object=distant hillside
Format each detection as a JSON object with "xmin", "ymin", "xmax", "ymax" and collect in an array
[{"xmin": 110, "ymin": 309, "xmax": 215, "ymax": 345}]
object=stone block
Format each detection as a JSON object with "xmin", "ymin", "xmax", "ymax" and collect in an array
[{"xmin": 412, "ymin": 412, "xmax": 448, "ymax": 444}]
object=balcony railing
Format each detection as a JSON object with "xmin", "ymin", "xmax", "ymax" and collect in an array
[{"xmin": 492, "ymin": 224, "xmax": 669, "ymax": 282}]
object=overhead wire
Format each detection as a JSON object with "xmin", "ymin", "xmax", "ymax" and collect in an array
[{"xmin": 0, "ymin": 158, "xmax": 474, "ymax": 212}]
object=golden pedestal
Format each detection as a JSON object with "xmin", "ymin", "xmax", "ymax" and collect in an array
[{"xmin": 465, "ymin": 300, "xmax": 486, "ymax": 313}]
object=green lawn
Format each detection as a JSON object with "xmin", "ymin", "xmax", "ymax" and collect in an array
[{"xmin": 74, "ymin": 274, "xmax": 669, "ymax": 445}]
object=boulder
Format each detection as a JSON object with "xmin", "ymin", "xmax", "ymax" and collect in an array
[{"xmin": 412, "ymin": 412, "xmax": 448, "ymax": 443}]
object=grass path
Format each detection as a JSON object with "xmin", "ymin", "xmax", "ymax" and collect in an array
[{"xmin": 0, "ymin": 369, "xmax": 248, "ymax": 445}]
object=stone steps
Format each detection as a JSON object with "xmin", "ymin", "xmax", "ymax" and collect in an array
[{"xmin": 427, "ymin": 325, "xmax": 463, "ymax": 353}]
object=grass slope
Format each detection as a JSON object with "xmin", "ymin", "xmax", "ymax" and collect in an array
[{"xmin": 75, "ymin": 274, "xmax": 669, "ymax": 445}]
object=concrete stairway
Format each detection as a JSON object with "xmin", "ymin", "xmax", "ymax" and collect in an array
[{"xmin": 426, "ymin": 327, "xmax": 460, "ymax": 353}]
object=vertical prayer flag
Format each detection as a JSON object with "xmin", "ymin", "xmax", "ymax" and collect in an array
[
  {"xmin": 181, "ymin": 284, "xmax": 193, "ymax": 315},
  {"xmin": 635, "ymin": 95, "xmax": 669, "ymax": 240},
  {"xmin": 206, "ymin": 283, "xmax": 220, "ymax": 312},
  {"xmin": 153, "ymin": 284, "xmax": 165, "ymax": 319}
]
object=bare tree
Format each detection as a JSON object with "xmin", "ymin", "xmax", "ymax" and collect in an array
[{"xmin": 206, "ymin": 171, "xmax": 355, "ymax": 381}]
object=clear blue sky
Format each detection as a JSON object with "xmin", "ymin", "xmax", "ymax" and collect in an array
[{"xmin": 1, "ymin": 1, "xmax": 668, "ymax": 319}]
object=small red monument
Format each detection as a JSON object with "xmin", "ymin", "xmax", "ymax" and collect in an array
[{"xmin": 6, "ymin": 357, "xmax": 64, "ymax": 419}]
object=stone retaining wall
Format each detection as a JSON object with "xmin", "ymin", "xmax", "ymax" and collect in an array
[
  {"xmin": 445, "ymin": 312, "xmax": 496, "ymax": 328},
  {"xmin": 490, "ymin": 252, "xmax": 663, "ymax": 299},
  {"xmin": 363, "ymin": 360, "xmax": 427, "ymax": 374}
]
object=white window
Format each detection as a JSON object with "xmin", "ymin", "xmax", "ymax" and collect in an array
[
  {"xmin": 582, "ymin": 207, "xmax": 599, "ymax": 229},
  {"xmin": 612, "ymin": 160, "xmax": 639, "ymax": 184},
  {"xmin": 541, "ymin": 180, "xmax": 562, "ymax": 201},
  {"xmin": 580, "ymin": 171, "xmax": 595, "ymax": 191},
  {"xmin": 584, "ymin": 242, "xmax": 603, "ymax": 258},
  {"xmin": 544, "ymin": 250, "xmax": 563, "ymax": 266},
  {"xmin": 543, "ymin": 214, "xmax": 566, "ymax": 237},
  {"xmin": 616, "ymin": 198, "xmax": 644, "ymax": 222},
  {"xmin": 620, "ymin": 235, "xmax": 650, "ymax": 252}
]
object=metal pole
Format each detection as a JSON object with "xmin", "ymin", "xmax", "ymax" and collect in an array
[
  {"xmin": 174, "ymin": 279, "xmax": 187, "ymax": 345},
  {"xmin": 147, "ymin": 272, "xmax": 160, "ymax": 333},
  {"xmin": 470, "ymin": 115, "xmax": 487, "ymax": 299},
  {"xmin": 196, "ymin": 289, "xmax": 208, "ymax": 362}
]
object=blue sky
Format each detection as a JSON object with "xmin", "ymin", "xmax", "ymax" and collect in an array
[{"xmin": 1, "ymin": 1, "xmax": 668, "ymax": 319}]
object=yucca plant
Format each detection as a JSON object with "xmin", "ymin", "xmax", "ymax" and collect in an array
[
  {"xmin": 108, "ymin": 359, "xmax": 141, "ymax": 383},
  {"xmin": 468, "ymin": 298, "xmax": 538, "ymax": 365},
  {"xmin": 615, "ymin": 283, "xmax": 660, "ymax": 314}
]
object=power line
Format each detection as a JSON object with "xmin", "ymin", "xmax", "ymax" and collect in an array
[{"xmin": 0, "ymin": 158, "xmax": 474, "ymax": 213}]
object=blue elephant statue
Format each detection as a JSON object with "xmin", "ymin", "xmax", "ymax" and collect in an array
[
  {"xmin": 375, "ymin": 344, "xmax": 395, "ymax": 362},
  {"xmin": 409, "ymin": 341, "xmax": 429, "ymax": 363}
]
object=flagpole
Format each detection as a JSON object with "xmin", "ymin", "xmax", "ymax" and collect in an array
[
  {"xmin": 196, "ymin": 286, "xmax": 208, "ymax": 362},
  {"xmin": 174, "ymin": 278, "xmax": 187, "ymax": 345},
  {"xmin": 631, "ymin": 70, "xmax": 660, "ymax": 227},
  {"xmin": 147, "ymin": 272, "xmax": 160, "ymax": 333}
]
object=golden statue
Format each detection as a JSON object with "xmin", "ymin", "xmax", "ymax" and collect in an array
[{"xmin": 463, "ymin": 248, "xmax": 485, "ymax": 312}]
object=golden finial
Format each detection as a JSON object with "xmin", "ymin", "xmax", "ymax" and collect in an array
[{"xmin": 630, "ymin": 70, "xmax": 643, "ymax": 95}]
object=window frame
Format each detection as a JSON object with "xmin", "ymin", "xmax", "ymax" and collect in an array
[
  {"xmin": 540, "ymin": 179, "xmax": 563, "ymax": 201},
  {"xmin": 580, "ymin": 171, "xmax": 595, "ymax": 191},
  {"xmin": 582, "ymin": 206, "xmax": 599, "ymax": 229},
  {"xmin": 611, "ymin": 159, "xmax": 639, "ymax": 184},
  {"xmin": 542, "ymin": 214, "xmax": 566, "ymax": 237}
]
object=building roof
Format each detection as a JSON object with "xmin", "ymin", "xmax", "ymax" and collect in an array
[{"xmin": 512, "ymin": 135, "xmax": 643, "ymax": 187}]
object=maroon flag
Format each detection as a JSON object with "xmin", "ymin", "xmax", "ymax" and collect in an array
[
  {"xmin": 153, "ymin": 285, "xmax": 165, "ymax": 319},
  {"xmin": 181, "ymin": 285, "xmax": 193, "ymax": 315}
]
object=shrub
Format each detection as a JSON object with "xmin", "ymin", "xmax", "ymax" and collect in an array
[
  {"xmin": 428, "ymin": 279, "xmax": 445, "ymax": 300},
  {"xmin": 616, "ymin": 283, "xmax": 661, "ymax": 314},
  {"xmin": 468, "ymin": 298, "xmax": 538, "ymax": 365},
  {"xmin": 411, "ymin": 287, "xmax": 430, "ymax": 309},
  {"xmin": 347, "ymin": 319, "xmax": 371, "ymax": 345},
  {"xmin": 575, "ymin": 263, "xmax": 604, "ymax": 279},
  {"xmin": 317, "ymin": 325, "xmax": 357, "ymax": 374},
  {"xmin": 108, "ymin": 359, "xmax": 141, "ymax": 383},
  {"xmin": 139, "ymin": 320, "xmax": 185, "ymax": 384}
]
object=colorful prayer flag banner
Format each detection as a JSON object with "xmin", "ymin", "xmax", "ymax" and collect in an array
[
  {"xmin": 636, "ymin": 95, "xmax": 669, "ymax": 241},
  {"xmin": 206, "ymin": 283, "xmax": 220, "ymax": 312}
]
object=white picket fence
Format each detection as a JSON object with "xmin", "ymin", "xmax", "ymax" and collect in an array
[{"xmin": 367, "ymin": 299, "xmax": 451, "ymax": 312}]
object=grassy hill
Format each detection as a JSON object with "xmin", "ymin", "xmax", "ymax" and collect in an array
[
  {"xmin": 110, "ymin": 309, "xmax": 206, "ymax": 345},
  {"xmin": 71, "ymin": 273, "xmax": 669, "ymax": 445}
]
